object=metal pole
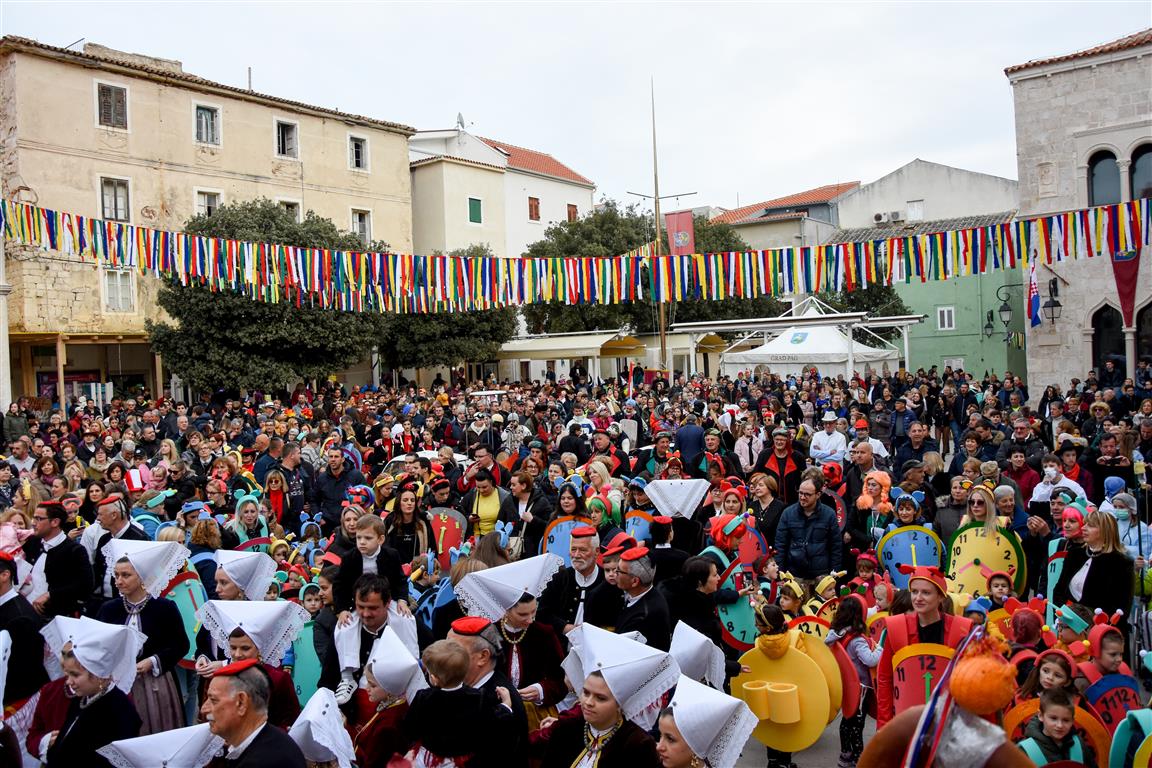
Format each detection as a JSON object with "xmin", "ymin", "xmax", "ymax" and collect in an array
[
  {"xmin": 0, "ymin": 237, "xmax": 11, "ymax": 408},
  {"xmin": 650, "ymin": 79, "xmax": 668, "ymax": 372},
  {"xmin": 902, "ymin": 325, "xmax": 911, "ymax": 372},
  {"xmin": 55, "ymin": 334, "xmax": 66, "ymax": 410}
]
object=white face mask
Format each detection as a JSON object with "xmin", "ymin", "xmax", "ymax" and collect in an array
[{"xmin": 1043, "ymin": 467, "xmax": 1059, "ymax": 481}]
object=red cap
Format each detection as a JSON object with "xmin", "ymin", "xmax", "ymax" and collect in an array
[
  {"xmin": 215, "ymin": 658, "xmax": 262, "ymax": 677},
  {"xmin": 854, "ymin": 419, "xmax": 869, "ymax": 430},
  {"xmin": 97, "ymin": 494, "xmax": 125, "ymax": 507},
  {"xmin": 572, "ymin": 526, "xmax": 598, "ymax": 539},
  {"xmin": 605, "ymin": 532, "xmax": 637, "ymax": 551},
  {"xmin": 451, "ymin": 616, "xmax": 493, "ymax": 636},
  {"xmin": 0, "ymin": 550, "xmax": 13, "ymax": 562},
  {"xmin": 897, "ymin": 564, "xmax": 947, "ymax": 596},
  {"xmin": 652, "ymin": 516, "xmax": 673, "ymax": 525},
  {"xmin": 620, "ymin": 546, "xmax": 650, "ymax": 562}
]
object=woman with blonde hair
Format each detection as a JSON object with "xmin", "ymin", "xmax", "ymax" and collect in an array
[
  {"xmin": 1055, "ymin": 508, "xmax": 1133, "ymax": 624},
  {"xmin": 959, "ymin": 484, "xmax": 1001, "ymax": 534},
  {"xmin": 584, "ymin": 460, "xmax": 612, "ymax": 495}
]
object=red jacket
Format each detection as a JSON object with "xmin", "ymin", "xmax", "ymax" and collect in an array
[{"xmin": 876, "ymin": 612, "xmax": 973, "ymax": 727}]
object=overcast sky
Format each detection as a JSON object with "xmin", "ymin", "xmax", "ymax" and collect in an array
[{"xmin": 2, "ymin": 2, "xmax": 1148, "ymax": 212}]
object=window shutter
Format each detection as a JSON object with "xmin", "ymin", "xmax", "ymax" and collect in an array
[
  {"xmin": 112, "ymin": 88, "xmax": 127, "ymax": 128},
  {"xmin": 99, "ymin": 86, "xmax": 113, "ymax": 125}
]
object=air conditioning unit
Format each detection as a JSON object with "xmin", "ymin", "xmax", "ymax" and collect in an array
[
  {"xmin": 891, "ymin": 210, "xmax": 905, "ymax": 222},
  {"xmin": 873, "ymin": 212, "xmax": 890, "ymax": 224}
]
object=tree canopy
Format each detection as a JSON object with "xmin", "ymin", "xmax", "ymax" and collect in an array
[{"xmin": 147, "ymin": 200, "xmax": 515, "ymax": 391}]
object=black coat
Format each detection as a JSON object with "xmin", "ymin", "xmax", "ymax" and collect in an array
[
  {"xmin": 664, "ymin": 581, "xmax": 743, "ymax": 679},
  {"xmin": 497, "ymin": 487, "xmax": 551, "ymax": 558},
  {"xmin": 615, "ymin": 587, "xmax": 672, "ymax": 651},
  {"xmin": 403, "ymin": 684, "xmax": 516, "ymax": 768},
  {"xmin": 22, "ymin": 535, "xmax": 93, "ymax": 618},
  {"xmin": 538, "ymin": 566, "xmax": 605, "ymax": 639},
  {"xmin": 774, "ymin": 501, "xmax": 842, "ymax": 579},
  {"xmin": 211, "ymin": 722, "xmax": 306, "ymax": 768},
  {"xmin": 649, "ymin": 545, "xmax": 689, "ymax": 585},
  {"xmin": 95, "ymin": 596, "xmax": 189, "ymax": 674},
  {"xmin": 1054, "ymin": 546, "xmax": 1134, "ymax": 618},
  {"xmin": 539, "ymin": 716, "xmax": 660, "ymax": 768},
  {"xmin": 332, "ymin": 545, "xmax": 408, "ymax": 612},
  {"xmin": 478, "ymin": 670, "xmax": 528, "ymax": 768},
  {"xmin": 45, "ymin": 687, "xmax": 140, "ymax": 768},
  {"xmin": 311, "ymin": 467, "xmax": 367, "ymax": 528},
  {"xmin": 0, "ymin": 593, "xmax": 47, "ymax": 705}
]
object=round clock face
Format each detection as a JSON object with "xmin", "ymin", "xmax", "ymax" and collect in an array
[
  {"xmin": 717, "ymin": 558, "xmax": 757, "ymax": 651},
  {"xmin": 945, "ymin": 522, "xmax": 1027, "ymax": 595},
  {"xmin": 877, "ymin": 525, "xmax": 943, "ymax": 589}
]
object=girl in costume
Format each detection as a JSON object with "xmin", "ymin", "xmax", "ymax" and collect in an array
[
  {"xmin": 586, "ymin": 492, "xmax": 624, "ymax": 546},
  {"xmin": 655, "ymin": 676, "xmax": 758, "ymax": 768},
  {"xmin": 825, "ymin": 595, "xmax": 882, "ymax": 768},
  {"xmin": 805, "ymin": 571, "xmax": 846, "ymax": 615},
  {"xmin": 95, "ymin": 540, "xmax": 191, "ymax": 735},
  {"xmin": 882, "ymin": 490, "xmax": 931, "ymax": 534},
  {"xmin": 777, "ymin": 572, "xmax": 806, "ymax": 619},
  {"xmin": 1016, "ymin": 648, "xmax": 1079, "ymax": 705},
  {"xmin": 353, "ymin": 627, "xmax": 425, "ymax": 768},
  {"xmin": 221, "ymin": 492, "xmax": 270, "ymax": 553},
  {"xmin": 856, "ymin": 470, "xmax": 892, "ymax": 545}
]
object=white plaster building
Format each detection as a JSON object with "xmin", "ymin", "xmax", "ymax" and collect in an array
[{"xmin": 1006, "ymin": 29, "xmax": 1152, "ymax": 387}]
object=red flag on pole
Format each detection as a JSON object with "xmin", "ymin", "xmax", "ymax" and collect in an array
[{"xmin": 665, "ymin": 211, "xmax": 696, "ymax": 256}]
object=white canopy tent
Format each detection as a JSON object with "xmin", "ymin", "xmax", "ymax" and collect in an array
[{"xmin": 719, "ymin": 306, "xmax": 900, "ymax": 379}]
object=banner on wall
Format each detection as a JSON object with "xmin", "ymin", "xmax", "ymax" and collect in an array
[
  {"xmin": 1110, "ymin": 248, "xmax": 1142, "ymax": 326},
  {"xmin": 664, "ymin": 211, "xmax": 696, "ymax": 256}
]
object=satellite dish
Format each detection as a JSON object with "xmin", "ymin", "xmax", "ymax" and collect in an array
[{"xmin": 456, "ymin": 112, "xmax": 465, "ymax": 129}]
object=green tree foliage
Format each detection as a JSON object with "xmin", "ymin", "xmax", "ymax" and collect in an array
[
  {"xmin": 520, "ymin": 203, "xmax": 785, "ymax": 334},
  {"xmin": 820, "ymin": 284, "xmax": 912, "ymax": 341},
  {"xmin": 147, "ymin": 200, "xmax": 514, "ymax": 390}
]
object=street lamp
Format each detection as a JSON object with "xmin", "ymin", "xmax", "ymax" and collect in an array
[
  {"xmin": 996, "ymin": 285, "xmax": 1014, "ymax": 327},
  {"xmin": 1041, "ymin": 278, "xmax": 1062, "ymax": 323},
  {"xmin": 983, "ymin": 310, "xmax": 995, "ymax": 339}
]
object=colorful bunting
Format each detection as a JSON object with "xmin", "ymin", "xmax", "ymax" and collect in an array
[{"xmin": 0, "ymin": 198, "xmax": 1147, "ymax": 314}]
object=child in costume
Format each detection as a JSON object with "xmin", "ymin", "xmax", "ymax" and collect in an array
[
  {"xmin": 757, "ymin": 550, "xmax": 780, "ymax": 603},
  {"xmin": 805, "ymin": 571, "xmax": 845, "ymax": 615},
  {"xmin": 984, "ymin": 569, "xmax": 1016, "ymax": 608},
  {"xmin": 1016, "ymin": 648, "xmax": 1079, "ymax": 705},
  {"xmin": 964, "ymin": 596, "xmax": 990, "ymax": 627},
  {"xmin": 352, "ymin": 626, "xmax": 425, "ymax": 768},
  {"xmin": 825, "ymin": 595, "xmax": 881, "ymax": 768},
  {"xmin": 883, "ymin": 490, "xmax": 931, "ymax": 534},
  {"xmin": 776, "ymin": 572, "xmax": 805, "ymax": 619},
  {"xmin": 1051, "ymin": 602, "xmax": 1093, "ymax": 663},
  {"xmin": 1074, "ymin": 612, "xmax": 1132, "ymax": 693},
  {"xmin": 848, "ymin": 549, "xmax": 881, "ymax": 597},
  {"xmin": 1015, "ymin": 688, "xmax": 1096, "ymax": 766},
  {"xmin": 301, "ymin": 581, "xmax": 324, "ymax": 619}
]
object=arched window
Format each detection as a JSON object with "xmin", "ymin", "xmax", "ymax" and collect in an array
[
  {"xmin": 1088, "ymin": 151, "xmax": 1121, "ymax": 206},
  {"xmin": 1131, "ymin": 145, "xmax": 1152, "ymax": 201},
  {"xmin": 1091, "ymin": 305, "xmax": 1124, "ymax": 372}
]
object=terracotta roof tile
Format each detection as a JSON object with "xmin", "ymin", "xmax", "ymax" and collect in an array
[
  {"xmin": 0, "ymin": 35, "xmax": 415, "ymax": 134},
  {"xmin": 1005, "ymin": 28, "xmax": 1152, "ymax": 74},
  {"xmin": 826, "ymin": 210, "xmax": 1017, "ymax": 244},
  {"xmin": 479, "ymin": 137, "xmax": 595, "ymax": 187},
  {"xmin": 710, "ymin": 181, "xmax": 860, "ymax": 224}
]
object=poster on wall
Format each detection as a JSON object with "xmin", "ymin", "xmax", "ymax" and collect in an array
[{"xmin": 36, "ymin": 370, "xmax": 102, "ymax": 401}]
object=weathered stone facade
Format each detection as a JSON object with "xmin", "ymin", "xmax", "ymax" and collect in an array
[{"xmin": 1007, "ymin": 33, "xmax": 1152, "ymax": 387}]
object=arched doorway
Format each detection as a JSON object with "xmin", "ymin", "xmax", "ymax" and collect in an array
[
  {"xmin": 1091, "ymin": 305, "xmax": 1124, "ymax": 372},
  {"xmin": 1138, "ymin": 303, "xmax": 1152, "ymax": 363}
]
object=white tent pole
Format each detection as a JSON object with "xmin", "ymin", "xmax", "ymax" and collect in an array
[
  {"xmin": 846, "ymin": 325, "xmax": 855, "ymax": 382},
  {"xmin": 902, "ymin": 326, "xmax": 911, "ymax": 371}
]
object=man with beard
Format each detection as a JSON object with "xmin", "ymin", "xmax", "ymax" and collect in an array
[{"xmin": 537, "ymin": 527, "xmax": 604, "ymax": 641}]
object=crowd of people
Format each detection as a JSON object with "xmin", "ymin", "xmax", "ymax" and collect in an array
[{"xmin": 0, "ymin": 354, "xmax": 1149, "ymax": 768}]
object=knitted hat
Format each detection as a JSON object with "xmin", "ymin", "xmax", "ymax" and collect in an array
[
  {"xmin": 95, "ymin": 723, "xmax": 224, "ymax": 768},
  {"xmin": 368, "ymin": 626, "xmax": 428, "ymax": 702},
  {"xmin": 667, "ymin": 675, "xmax": 758, "ymax": 768},
  {"xmin": 41, "ymin": 616, "xmax": 146, "ymax": 693},
  {"xmin": 196, "ymin": 599, "xmax": 310, "ymax": 667},
  {"xmin": 288, "ymin": 689, "xmax": 356, "ymax": 768},
  {"xmin": 455, "ymin": 554, "xmax": 564, "ymax": 621},
  {"xmin": 573, "ymin": 624, "xmax": 680, "ymax": 723},
  {"xmin": 670, "ymin": 622, "xmax": 725, "ymax": 690},
  {"xmin": 215, "ymin": 550, "xmax": 277, "ymax": 599},
  {"xmin": 102, "ymin": 539, "xmax": 191, "ymax": 598}
]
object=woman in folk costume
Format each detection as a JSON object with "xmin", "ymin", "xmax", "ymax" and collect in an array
[
  {"xmin": 350, "ymin": 626, "xmax": 426, "ymax": 768},
  {"xmin": 875, "ymin": 564, "xmax": 973, "ymax": 729},
  {"xmin": 537, "ymin": 623, "xmax": 675, "ymax": 767},
  {"xmin": 194, "ymin": 550, "xmax": 278, "ymax": 676},
  {"xmin": 195, "ymin": 598, "xmax": 309, "ymax": 729},
  {"xmin": 39, "ymin": 616, "xmax": 145, "ymax": 767},
  {"xmin": 456, "ymin": 553, "xmax": 567, "ymax": 731},
  {"xmin": 656, "ymin": 675, "xmax": 758, "ymax": 768},
  {"xmin": 95, "ymin": 539, "xmax": 191, "ymax": 734},
  {"xmin": 287, "ymin": 688, "xmax": 357, "ymax": 768},
  {"xmin": 668, "ymin": 621, "xmax": 730, "ymax": 691},
  {"xmin": 95, "ymin": 722, "xmax": 223, "ymax": 768}
]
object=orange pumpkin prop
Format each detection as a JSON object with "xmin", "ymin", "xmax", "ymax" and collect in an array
[{"xmin": 948, "ymin": 635, "xmax": 1017, "ymax": 716}]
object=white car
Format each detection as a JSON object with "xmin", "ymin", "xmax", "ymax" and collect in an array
[{"xmin": 381, "ymin": 450, "xmax": 471, "ymax": 479}]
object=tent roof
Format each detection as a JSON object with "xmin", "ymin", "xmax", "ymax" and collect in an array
[{"xmin": 722, "ymin": 307, "xmax": 898, "ymax": 365}]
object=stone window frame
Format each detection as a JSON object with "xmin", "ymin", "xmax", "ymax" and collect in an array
[
  {"xmin": 350, "ymin": 207, "xmax": 372, "ymax": 245},
  {"xmin": 347, "ymin": 132, "xmax": 370, "ymax": 173},
  {"xmin": 193, "ymin": 187, "xmax": 224, "ymax": 218},
  {"xmin": 273, "ymin": 117, "xmax": 301, "ymax": 161},
  {"xmin": 192, "ymin": 100, "xmax": 224, "ymax": 147},
  {"xmin": 101, "ymin": 264, "xmax": 137, "ymax": 314}
]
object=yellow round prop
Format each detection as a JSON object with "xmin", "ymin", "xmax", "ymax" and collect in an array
[
  {"xmin": 735, "ymin": 632, "xmax": 832, "ymax": 753},
  {"xmin": 788, "ymin": 616, "xmax": 842, "ymax": 723}
]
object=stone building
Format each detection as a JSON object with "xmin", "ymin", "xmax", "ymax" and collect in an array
[
  {"xmin": 1006, "ymin": 28, "xmax": 1152, "ymax": 388},
  {"xmin": 0, "ymin": 36, "xmax": 415, "ymax": 406}
]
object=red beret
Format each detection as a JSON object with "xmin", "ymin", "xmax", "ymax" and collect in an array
[
  {"xmin": 598, "ymin": 546, "xmax": 627, "ymax": 564},
  {"xmin": 605, "ymin": 532, "xmax": 637, "ymax": 551},
  {"xmin": 652, "ymin": 516, "xmax": 673, "ymax": 525},
  {"xmin": 620, "ymin": 546, "xmax": 650, "ymax": 562},
  {"xmin": 214, "ymin": 658, "xmax": 262, "ymax": 677},
  {"xmin": 97, "ymin": 494, "xmax": 125, "ymax": 507},
  {"xmin": 451, "ymin": 616, "xmax": 493, "ymax": 636},
  {"xmin": 572, "ymin": 526, "xmax": 598, "ymax": 539},
  {"xmin": 0, "ymin": 550, "xmax": 13, "ymax": 562}
]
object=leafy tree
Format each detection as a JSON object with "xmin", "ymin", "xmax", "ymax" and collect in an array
[{"xmin": 147, "ymin": 200, "xmax": 514, "ymax": 390}]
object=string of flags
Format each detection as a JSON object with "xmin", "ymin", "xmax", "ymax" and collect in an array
[{"xmin": 0, "ymin": 197, "xmax": 1147, "ymax": 315}]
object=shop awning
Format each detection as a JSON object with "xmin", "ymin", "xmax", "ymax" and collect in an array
[{"xmin": 496, "ymin": 332, "xmax": 621, "ymax": 361}]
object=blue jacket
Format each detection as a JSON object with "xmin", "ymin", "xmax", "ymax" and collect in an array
[{"xmin": 774, "ymin": 501, "xmax": 842, "ymax": 579}]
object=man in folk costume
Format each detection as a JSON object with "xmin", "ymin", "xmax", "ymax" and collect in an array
[
  {"xmin": 195, "ymin": 551, "xmax": 278, "ymax": 673},
  {"xmin": 21, "ymin": 500, "xmax": 93, "ymax": 619},
  {"xmin": 96, "ymin": 722, "xmax": 224, "ymax": 768},
  {"xmin": 196, "ymin": 599, "xmax": 310, "ymax": 729},
  {"xmin": 585, "ymin": 429, "xmax": 627, "ymax": 478},
  {"xmin": 88, "ymin": 494, "xmax": 149, "ymax": 614},
  {"xmin": 614, "ymin": 546, "xmax": 673, "ymax": 651},
  {"xmin": 287, "ymin": 688, "xmax": 356, "ymax": 768},
  {"xmin": 95, "ymin": 539, "xmax": 191, "ymax": 735},
  {"xmin": 200, "ymin": 658, "xmax": 306, "ymax": 768},
  {"xmin": 321, "ymin": 574, "xmax": 419, "ymax": 706},
  {"xmin": 659, "ymin": 675, "xmax": 759, "ymax": 768},
  {"xmin": 688, "ymin": 429, "xmax": 740, "ymax": 481},
  {"xmin": 876, "ymin": 564, "xmax": 973, "ymax": 728},
  {"xmin": 752, "ymin": 428, "xmax": 807, "ymax": 505},
  {"xmin": 0, "ymin": 551, "xmax": 48, "ymax": 764},
  {"xmin": 455, "ymin": 553, "xmax": 567, "ymax": 731},
  {"xmin": 539, "ymin": 624, "xmax": 677, "ymax": 765},
  {"xmin": 636, "ymin": 431, "xmax": 675, "ymax": 478},
  {"xmin": 350, "ymin": 627, "xmax": 426, "ymax": 768},
  {"xmin": 446, "ymin": 616, "xmax": 529, "ymax": 768},
  {"xmin": 537, "ymin": 526, "xmax": 605, "ymax": 641}
]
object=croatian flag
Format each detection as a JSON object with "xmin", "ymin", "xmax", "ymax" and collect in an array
[{"xmin": 1027, "ymin": 261, "xmax": 1041, "ymax": 328}]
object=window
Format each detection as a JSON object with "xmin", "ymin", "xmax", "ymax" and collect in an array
[
  {"xmin": 1131, "ymin": 145, "xmax": 1152, "ymax": 201},
  {"xmin": 351, "ymin": 209, "xmax": 372, "ymax": 244},
  {"xmin": 468, "ymin": 197, "xmax": 483, "ymax": 224},
  {"xmin": 567, "ymin": 204, "xmax": 579, "ymax": 223},
  {"xmin": 104, "ymin": 268, "xmax": 135, "ymax": 312},
  {"xmin": 100, "ymin": 177, "xmax": 130, "ymax": 222},
  {"xmin": 528, "ymin": 196, "xmax": 540, "ymax": 221},
  {"xmin": 1088, "ymin": 150, "xmax": 1120, "ymax": 206},
  {"xmin": 936, "ymin": 306, "xmax": 956, "ymax": 331},
  {"xmin": 279, "ymin": 200, "xmax": 301, "ymax": 221},
  {"xmin": 196, "ymin": 190, "xmax": 221, "ymax": 217},
  {"xmin": 906, "ymin": 200, "xmax": 924, "ymax": 222},
  {"xmin": 195, "ymin": 105, "xmax": 220, "ymax": 145},
  {"xmin": 276, "ymin": 120, "xmax": 299, "ymax": 158},
  {"xmin": 97, "ymin": 83, "xmax": 127, "ymax": 129},
  {"xmin": 348, "ymin": 136, "xmax": 368, "ymax": 171}
]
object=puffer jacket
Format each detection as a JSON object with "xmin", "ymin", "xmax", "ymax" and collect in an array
[{"xmin": 773, "ymin": 501, "xmax": 841, "ymax": 579}]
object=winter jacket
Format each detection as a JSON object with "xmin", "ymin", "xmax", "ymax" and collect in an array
[
  {"xmin": 310, "ymin": 466, "xmax": 366, "ymax": 527},
  {"xmin": 773, "ymin": 501, "xmax": 841, "ymax": 579}
]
